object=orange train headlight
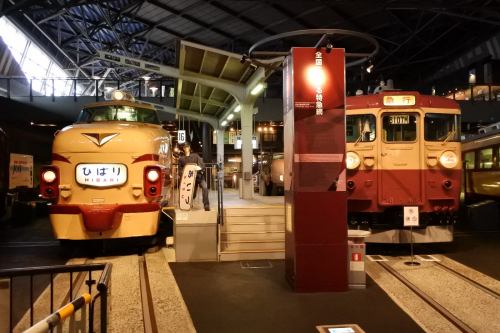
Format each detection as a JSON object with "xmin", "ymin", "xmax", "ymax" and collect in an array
[
  {"xmin": 439, "ymin": 151, "xmax": 458, "ymax": 169},
  {"xmin": 346, "ymin": 151, "xmax": 361, "ymax": 170}
]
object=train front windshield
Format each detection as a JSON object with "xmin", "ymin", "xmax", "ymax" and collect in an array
[
  {"xmin": 77, "ymin": 105, "xmax": 160, "ymax": 125},
  {"xmin": 424, "ymin": 113, "xmax": 460, "ymax": 142}
]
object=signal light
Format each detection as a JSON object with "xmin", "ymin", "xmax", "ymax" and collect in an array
[
  {"xmin": 42, "ymin": 170, "xmax": 57, "ymax": 183},
  {"xmin": 144, "ymin": 166, "xmax": 162, "ymax": 199},
  {"xmin": 40, "ymin": 166, "xmax": 59, "ymax": 200},
  {"xmin": 147, "ymin": 169, "xmax": 160, "ymax": 182}
]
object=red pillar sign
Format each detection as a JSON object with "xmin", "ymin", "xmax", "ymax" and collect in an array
[{"xmin": 283, "ymin": 47, "xmax": 347, "ymax": 292}]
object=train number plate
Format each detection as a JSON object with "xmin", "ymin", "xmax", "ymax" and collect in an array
[
  {"xmin": 76, "ymin": 163, "xmax": 127, "ymax": 187},
  {"xmin": 389, "ymin": 115, "xmax": 410, "ymax": 125}
]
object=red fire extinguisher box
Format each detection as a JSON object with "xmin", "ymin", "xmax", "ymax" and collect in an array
[{"xmin": 283, "ymin": 47, "xmax": 348, "ymax": 292}]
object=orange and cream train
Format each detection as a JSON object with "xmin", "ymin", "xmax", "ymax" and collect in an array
[
  {"xmin": 39, "ymin": 91, "xmax": 173, "ymax": 240},
  {"xmin": 345, "ymin": 92, "xmax": 461, "ymax": 243}
]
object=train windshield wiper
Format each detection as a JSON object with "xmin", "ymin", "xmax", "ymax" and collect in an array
[
  {"xmin": 354, "ymin": 132, "xmax": 364, "ymax": 145},
  {"xmin": 442, "ymin": 129, "xmax": 456, "ymax": 144}
]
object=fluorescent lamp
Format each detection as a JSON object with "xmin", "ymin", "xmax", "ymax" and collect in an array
[
  {"xmin": 227, "ymin": 114, "xmax": 234, "ymax": 120},
  {"xmin": 221, "ymin": 120, "xmax": 227, "ymax": 126},
  {"xmin": 250, "ymin": 83, "xmax": 265, "ymax": 96},
  {"xmin": 234, "ymin": 105, "xmax": 241, "ymax": 112}
]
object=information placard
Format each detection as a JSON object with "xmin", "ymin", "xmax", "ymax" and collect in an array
[{"xmin": 404, "ymin": 206, "xmax": 419, "ymax": 227}]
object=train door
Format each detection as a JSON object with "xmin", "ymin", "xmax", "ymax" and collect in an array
[{"xmin": 379, "ymin": 112, "xmax": 423, "ymax": 206}]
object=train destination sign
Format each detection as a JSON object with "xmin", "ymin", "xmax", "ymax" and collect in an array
[
  {"xmin": 76, "ymin": 163, "xmax": 127, "ymax": 187},
  {"xmin": 389, "ymin": 115, "xmax": 410, "ymax": 125},
  {"xmin": 383, "ymin": 95, "xmax": 416, "ymax": 106}
]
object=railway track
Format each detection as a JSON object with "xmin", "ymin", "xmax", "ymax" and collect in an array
[
  {"xmin": 0, "ymin": 241, "xmax": 60, "ymax": 248},
  {"xmin": 139, "ymin": 255, "xmax": 159, "ymax": 333},
  {"xmin": 368, "ymin": 255, "xmax": 500, "ymax": 333}
]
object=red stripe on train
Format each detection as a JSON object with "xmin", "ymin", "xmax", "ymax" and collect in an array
[
  {"xmin": 132, "ymin": 154, "xmax": 159, "ymax": 163},
  {"xmin": 52, "ymin": 153, "xmax": 71, "ymax": 163},
  {"xmin": 49, "ymin": 203, "xmax": 160, "ymax": 232}
]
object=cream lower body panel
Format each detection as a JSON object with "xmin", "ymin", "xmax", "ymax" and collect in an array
[
  {"xmin": 50, "ymin": 211, "xmax": 159, "ymax": 240},
  {"xmin": 366, "ymin": 225, "xmax": 453, "ymax": 243}
]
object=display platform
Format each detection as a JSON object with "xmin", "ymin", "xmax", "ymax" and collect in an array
[{"xmin": 174, "ymin": 209, "xmax": 217, "ymax": 262}]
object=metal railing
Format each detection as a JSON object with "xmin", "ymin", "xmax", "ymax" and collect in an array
[
  {"xmin": 0, "ymin": 263, "xmax": 112, "ymax": 333},
  {"xmin": 0, "ymin": 77, "xmax": 173, "ymax": 102},
  {"xmin": 444, "ymin": 83, "xmax": 500, "ymax": 101}
]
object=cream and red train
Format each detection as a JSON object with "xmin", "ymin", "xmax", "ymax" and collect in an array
[
  {"xmin": 39, "ymin": 91, "xmax": 173, "ymax": 240},
  {"xmin": 345, "ymin": 91, "xmax": 461, "ymax": 243},
  {"xmin": 462, "ymin": 122, "xmax": 500, "ymax": 201}
]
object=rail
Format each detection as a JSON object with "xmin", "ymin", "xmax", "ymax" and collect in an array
[{"xmin": 0, "ymin": 263, "xmax": 112, "ymax": 333}]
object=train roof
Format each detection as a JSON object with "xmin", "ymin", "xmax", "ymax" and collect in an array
[
  {"xmin": 346, "ymin": 91, "xmax": 460, "ymax": 110},
  {"xmin": 462, "ymin": 125, "xmax": 500, "ymax": 151}
]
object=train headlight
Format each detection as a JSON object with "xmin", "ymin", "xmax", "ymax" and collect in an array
[
  {"xmin": 439, "ymin": 151, "xmax": 458, "ymax": 169},
  {"xmin": 147, "ymin": 169, "xmax": 160, "ymax": 182},
  {"xmin": 346, "ymin": 152, "xmax": 361, "ymax": 170},
  {"xmin": 42, "ymin": 170, "xmax": 57, "ymax": 183},
  {"xmin": 111, "ymin": 90, "xmax": 135, "ymax": 102}
]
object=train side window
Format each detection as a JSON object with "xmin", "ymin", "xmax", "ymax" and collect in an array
[
  {"xmin": 382, "ymin": 114, "xmax": 417, "ymax": 142},
  {"xmin": 496, "ymin": 146, "xmax": 499, "ymax": 168},
  {"xmin": 464, "ymin": 151, "xmax": 475, "ymax": 170},
  {"xmin": 346, "ymin": 114, "xmax": 376, "ymax": 142},
  {"xmin": 479, "ymin": 148, "xmax": 493, "ymax": 169}
]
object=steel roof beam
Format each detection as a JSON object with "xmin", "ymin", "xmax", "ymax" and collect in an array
[
  {"xmin": 208, "ymin": 1, "xmax": 273, "ymax": 35},
  {"xmin": 0, "ymin": 0, "xmax": 37, "ymax": 17},
  {"xmin": 147, "ymin": 0, "xmax": 240, "ymax": 42},
  {"xmin": 427, "ymin": 8, "xmax": 500, "ymax": 26},
  {"xmin": 6, "ymin": 0, "xmax": 88, "ymax": 77},
  {"xmin": 377, "ymin": 13, "xmax": 440, "ymax": 68}
]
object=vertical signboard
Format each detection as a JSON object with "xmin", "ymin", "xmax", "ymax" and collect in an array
[
  {"xmin": 284, "ymin": 48, "xmax": 347, "ymax": 292},
  {"xmin": 177, "ymin": 130, "xmax": 186, "ymax": 144},
  {"xmin": 9, "ymin": 153, "xmax": 34, "ymax": 189}
]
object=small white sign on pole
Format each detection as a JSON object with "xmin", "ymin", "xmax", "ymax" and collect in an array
[
  {"xmin": 177, "ymin": 130, "xmax": 186, "ymax": 144},
  {"xmin": 404, "ymin": 206, "xmax": 419, "ymax": 227}
]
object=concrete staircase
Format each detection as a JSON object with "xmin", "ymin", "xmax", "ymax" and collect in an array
[{"xmin": 219, "ymin": 206, "xmax": 285, "ymax": 261}]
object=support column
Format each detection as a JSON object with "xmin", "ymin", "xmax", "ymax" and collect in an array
[
  {"xmin": 216, "ymin": 128, "xmax": 225, "ymax": 166},
  {"xmin": 202, "ymin": 122, "xmax": 211, "ymax": 162},
  {"xmin": 240, "ymin": 103, "xmax": 254, "ymax": 199}
]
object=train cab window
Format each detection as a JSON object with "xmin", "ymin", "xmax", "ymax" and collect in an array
[
  {"xmin": 464, "ymin": 151, "xmax": 475, "ymax": 170},
  {"xmin": 424, "ymin": 114, "xmax": 460, "ymax": 142},
  {"xmin": 382, "ymin": 114, "xmax": 416, "ymax": 142},
  {"xmin": 479, "ymin": 148, "xmax": 493, "ymax": 169},
  {"xmin": 346, "ymin": 114, "xmax": 376, "ymax": 142},
  {"xmin": 77, "ymin": 106, "xmax": 160, "ymax": 124}
]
